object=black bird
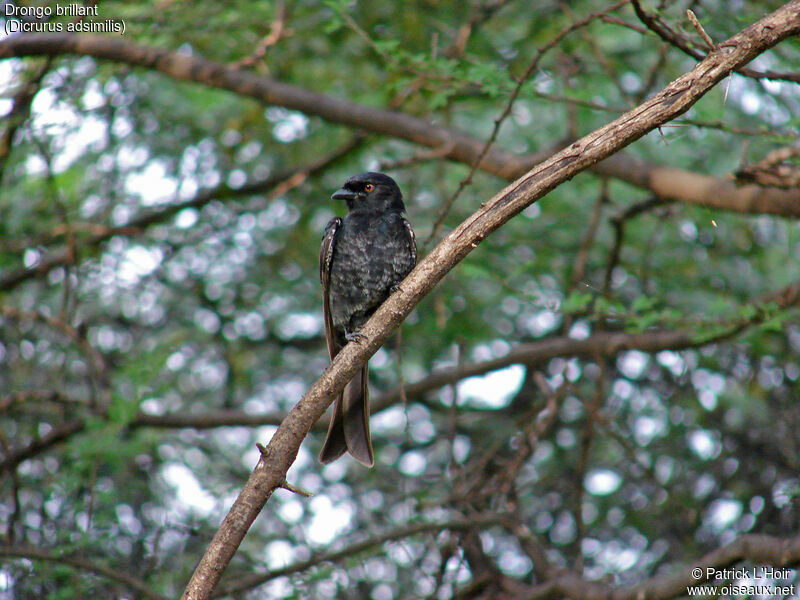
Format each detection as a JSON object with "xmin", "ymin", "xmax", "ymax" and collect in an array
[{"xmin": 319, "ymin": 172, "xmax": 417, "ymax": 466}]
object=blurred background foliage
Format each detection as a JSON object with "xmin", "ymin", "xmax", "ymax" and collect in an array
[{"xmin": 1, "ymin": 0, "xmax": 800, "ymax": 598}]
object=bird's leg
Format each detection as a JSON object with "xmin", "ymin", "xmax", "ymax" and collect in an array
[{"xmin": 390, "ymin": 283, "xmax": 404, "ymax": 294}]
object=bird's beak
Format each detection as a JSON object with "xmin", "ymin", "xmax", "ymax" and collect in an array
[{"xmin": 331, "ymin": 188, "xmax": 356, "ymax": 201}]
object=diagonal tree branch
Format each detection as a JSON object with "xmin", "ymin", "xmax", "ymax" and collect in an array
[
  {"xmin": 2, "ymin": 29, "xmax": 799, "ymax": 220},
  {"xmin": 166, "ymin": 4, "xmax": 800, "ymax": 598}
]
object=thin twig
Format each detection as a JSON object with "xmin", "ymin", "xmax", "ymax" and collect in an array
[
  {"xmin": 0, "ymin": 545, "xmax": 166, "ymax": 600},
  {"xmin": 686, "ymin": 9, "xmax": 716, "ymax": 52},
  {"xmin": 231, "ymin": 2, "xmax": 289, "ymax": 69},
  {"xmin": 632, "ymin": 0, "xmax": 800, "ymax": 83},
  {"xmin": 426, "ymin": 0, "xmax": 632, "ymax": 243}
]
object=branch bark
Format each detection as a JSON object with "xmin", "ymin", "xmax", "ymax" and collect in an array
[
  {"xmin": 2, "ymin": 28, "xmax": 800, "ymax": 220},
  {"xmin": 168, "ymin": 5, "xmax": 799, "ymax": 599}
]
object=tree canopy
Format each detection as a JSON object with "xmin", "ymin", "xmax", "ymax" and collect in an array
[{"xmin": 1, "ymin": 1, "xmax": 800, "ymax": 599}]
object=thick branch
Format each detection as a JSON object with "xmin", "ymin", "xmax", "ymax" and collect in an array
[
  {"xmin": 2, "ymin": 31, "xmax": 799, "ymax": 218},
  {"xmin": 170, "ymin": 5, "xmax": 800, "ymax": 599}
]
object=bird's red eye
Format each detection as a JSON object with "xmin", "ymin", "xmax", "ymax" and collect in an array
[{"xmin": 364, "ymin": 184, "xmax": 374, "ymax": 192}]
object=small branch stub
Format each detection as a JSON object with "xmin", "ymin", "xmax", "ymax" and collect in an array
[
  {"xmin": 687, "ymin": 10, "xmax": 717, "ymax": 51},
  {"xmin": 280, "ymin": 479, "xmax": 314, "ymax": 497}
]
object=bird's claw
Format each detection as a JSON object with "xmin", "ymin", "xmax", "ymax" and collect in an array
[
  {"xmin": 345, "ymin": 331, "xmax": 366, "ymax": 344},
  {"xmin": 390, "ymin": 283, "xmax": 404, "ymax": 294}
]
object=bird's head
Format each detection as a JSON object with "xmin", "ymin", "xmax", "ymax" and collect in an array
[{"xmin": 332, "ymin": 172, "xmax": 406, "ymax": 214}]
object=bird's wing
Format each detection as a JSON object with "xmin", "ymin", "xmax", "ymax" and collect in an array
[
  {"xmin": 320, "ymin": 217, "xmax": 343, "ymax": 360},
  {"xmin": 403, "ymin": 217, "xmax": 417, "ymax": 266}
]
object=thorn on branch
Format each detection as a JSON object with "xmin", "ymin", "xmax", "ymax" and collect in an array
[
  {"xmin": 255, "ymin": 443, "xmax": 313, "ymax": 496},
  {"xmin": 279, "ymin": 479, "xmax": 314, "ymax": 497},
  {"xmin": 657, "ymin": 125, "xmax": 669, "ymax": 146},
  {"xmin": 686, "ymin": 10, "xmax": 717, "ymax": 52},
  {"xmin": 230, "ymin": 2, "xmax": 289, "ymax": 69}
]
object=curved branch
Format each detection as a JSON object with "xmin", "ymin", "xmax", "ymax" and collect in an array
[
  {"xmin": 526, "ymin": 533, "xmax": 800, "ymax": 600},
  {"xmin": 168, "ymin": 5, "xmax": 800, "ymax": 598},
  {"xmin": 0, "ymin": 420, "xmax": 85, "ymax": 475},
  {"xmin": 0, "ymin": 545, "xmax": 166, "ymax": 600},
  {"xmin": 215, "ymin": 515, "xmax": 504, "ymax": 597},
  {"xmin": 0, "ymin": 135, "xmax": 364, "ymax": 291},
  {"xmin": 2, "ymin": 33, "xmax": 799, "ymax": 219},
  {"xmin": 0, "ymin": 33, "xmax": 520, "ymax": 175}
]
